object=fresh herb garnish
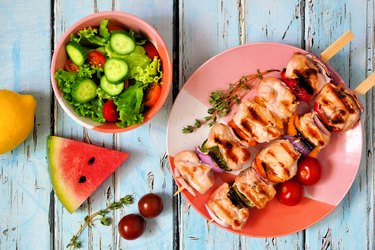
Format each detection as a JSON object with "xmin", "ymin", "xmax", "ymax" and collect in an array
[
  {"xmin": 67, "ymin": 195, "xmax": 134, "ymax": 249},
  {"xmin": 182, "ymin": 69, "xmax": 280, "ymax": 133}
]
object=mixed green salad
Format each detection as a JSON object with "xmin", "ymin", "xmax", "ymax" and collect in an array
[{"xmin": 55, "ymin": 19, "xmax": 163, "ymax": 127}]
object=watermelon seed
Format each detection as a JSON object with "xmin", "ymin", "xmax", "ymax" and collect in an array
[
  {"xmin": 78, "ymin": 176, "xmax": 87, "ymax": 183},
  {"xmin": 88, "ymin": 157, "xmax": 95, "ymax": 165}
]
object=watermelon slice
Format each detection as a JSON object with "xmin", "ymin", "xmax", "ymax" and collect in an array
[{"xmin": 47, "ymin": 136, "xmax": 129, "ymax": 213}]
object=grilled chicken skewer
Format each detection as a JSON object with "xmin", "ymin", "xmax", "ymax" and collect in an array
[
  {"xmin": 174, "ymin": 66, "xmax": 362, "ymax": 196},
  {"xmin": 206, "ymin": 112, "xmax": 326, "ymax": 230},
  {"xmin": 173, "ymin": 31, "xmax": 366, "ymax": 230}
]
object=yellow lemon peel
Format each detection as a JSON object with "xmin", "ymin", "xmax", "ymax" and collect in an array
[{"xmin": 0, "ymin": 89, "xmax": 36, "ymax": 154}]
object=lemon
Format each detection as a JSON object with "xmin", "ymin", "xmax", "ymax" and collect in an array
[{"xmin": 0, "ymin": 89, "xmax": 36, "ymax": 154}]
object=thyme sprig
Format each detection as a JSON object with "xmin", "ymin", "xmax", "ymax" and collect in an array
[
  {"xmin": 182, "ymin": 69, "xmax": 280, "ymax": 133},
  {"xmin": 67, "ymin": 195, "xmax": 134, "ymax": 249}
]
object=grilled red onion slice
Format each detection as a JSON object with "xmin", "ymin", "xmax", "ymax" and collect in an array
[
  {"xmin": 205, "ymin": 204, "xmax": 229, "ymax": 227},
  {"xmin": 306, "ymin": 53, "xmax": 332, "ymax": 83},
  {"xmin": 251, "ymin": 162, "xmax": 271, "ymax": 185},
  {"xmin": 282, "ymin": 136, "xmax": 311, "ymax": 157},
  {"xmin": 195, "ymin": 147, "xmax": 224, "ymax": 173},
  {"xmin": 312, "ymin": 113, "xmax": 331, "ymax": 136},
  {"xmin": 173, "ymin": 167, "xmax": 196, "ymax": 196}
]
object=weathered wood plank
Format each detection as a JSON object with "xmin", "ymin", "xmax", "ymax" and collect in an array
[
  {"xmin": 52, "ymin": 1, "xmax": 118, "ymax": 250},
  {"xmin": 245, "ymin": 0, "xmax": 305, "ymax": 46},
  {"xmin": 113, "ymin": 1, "xmax": 174, "ymax": 249},
  {"xmin": 0, "ymin": 1, "xmax": 52, "ymax": 249},
  {"xmin": 304, "ymin": 1, "xmax": 373, "ymax": 249},
  {"xmin": 178, "ymin": 1, "xmax": 243, "ymax": 249}
]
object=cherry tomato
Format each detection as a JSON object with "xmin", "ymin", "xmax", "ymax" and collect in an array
[
  {"xmin": 138, "ymin": 193, "xmax": 163, "ymax": 218},
  {"xmin": 143, "ymin": 42, "xmax": 159, "ymax": 59},
  {"xmin": 102, "ymin": 100, "xmax": 119, "ymax": 122},
  {"xmin": 277, "ymin": 179, "xmax": 304, "ymax": 206},
  {"xmin": 297, "ymin": 156, "xmax": 322, "ymax": 185},
  {"xmin": 87, "ymin": 51, "xmax": 106, "ymax": 68},
  {"xmin": 107, "ymin": 23, "xmax": 125, "ymax": 32},
  {"xmin": 64, "ymin": 59, "xmax": 80, "ymax": 72},
  {"xmin": 118, "ymin": 214, "xmax": 146, "ymax": 240},
  {"xmin": 143, "ymin": 83, "xmax": 161, "ymax": 107}
]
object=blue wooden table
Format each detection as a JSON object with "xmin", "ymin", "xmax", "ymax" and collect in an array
[{"xmin": 0, "ymin": 0, "xmax": 374, "ymax": 249}]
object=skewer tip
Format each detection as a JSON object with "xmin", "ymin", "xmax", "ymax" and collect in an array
[{"xmin": 173, "ymin": 186, "xmax": 185, "ymax": 196}]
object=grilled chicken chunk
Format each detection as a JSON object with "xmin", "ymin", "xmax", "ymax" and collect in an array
[
  {"xmin": 174, "ymin": 150, "xmax": 215, "ymax": 195},
  {"xmin": 314, "ymin": 83, "xmax": 363, "ymax": 132},
  {"xmin": 233, "ymin": 167, "xmax": 276, "ymax": 209},
  {"xmin": 257, "ymin": 77, "xmax": 299, "ymax": 122},
  {"xmin": 297, "ymin": 112, "xmax": 330, "ymax": 149},
  {"xmin": 205, "ymin": 123, "xmax": 251, "ymax": 171},
  {"xmin": 254, "ymin": 139, "xmax": 300, "ymax": 183},
  {"xmin": 285, "ymin": 52, "xmax": 332, "ymax": 97},
  {"xmin": 207, "ymin": 183, "xmax": 250, "ymax": 230},
  {"xmin": 231, "ymin": 99, "xmax": 282, "ymax": 144}
]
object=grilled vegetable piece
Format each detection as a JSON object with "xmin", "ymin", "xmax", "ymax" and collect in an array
[
  {"xmin": 207, "ymin": 183, "xmax": 250, "ymax": 230},
  {"xmin": 282, "ymin": 52, "xmax": 332, "ymax": 102},
  {"xmin": 205, "ymin": 123, "xmax": 252, "ymax": 171},
  {"xmin": 297, "ymin": 112, "xmax": 331, "ymax": 156},
  {"xmin": 232, "ymin": 167, "xmax": 276, "ymax": 209},
  {"xmin": 173, "ymin": 150, "xmax": 215, "ymax": 195}
]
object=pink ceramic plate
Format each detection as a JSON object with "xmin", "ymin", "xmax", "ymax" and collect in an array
[{"xmin": 166, "ymin": 43, "xmax": 363, "ymax": 237}]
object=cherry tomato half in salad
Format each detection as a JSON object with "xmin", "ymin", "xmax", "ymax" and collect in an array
[
  {"xmin": 138, "ymin": 193, "xmax": 164, "ymax": 218},
  {"xmin": 87, "ymin": 51, "xmax": 107, "ymax": 68},
  {"xmin": 107, "ymin": 23, "xmax": 125, "ymax": 32},
  {"xmin": 297, "ymin": 156, "xmax": 322, "ymax": 186},
  {"xmin": 64, "ymin": 59, "xmax": 80, "ymax": 72},
  {"xmin": 144, "ymin": 42, "xmax": 159, "ymax": 59},
  {"xmin": 276, "ymin": 179, "xmax": 304, "ymax": 206},
  {"xmin": 102, "ymin": 99, "xmax": 119, "ymax": 122},
  {"xmin": 143, "ymin": 83, "xmax": 161, "ymax": 107},
  {"xmin": 118, "ymin": 214, "xmax": 146, "ymax": 240}
]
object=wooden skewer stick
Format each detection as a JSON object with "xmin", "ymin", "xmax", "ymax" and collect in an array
[
  {"xmin": 173, "ymin": 186, "xmax": 185, "ymax": 196},
  {"xmin": 320, "ymin": 30, "xmax": 354, "ymax": 62},
  {"xmin": 207, "ymin": 219, "xmax": 214, "ymax": 224},
  {"xmin": 354, "ymin": 72, "xmax": 375, "ymax": 95}
]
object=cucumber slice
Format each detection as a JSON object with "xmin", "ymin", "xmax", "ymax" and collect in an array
[
  {"xmin": 66, "ymin": 41, "xmax": 87, "ymax": 66},
  {"xmin": 100, "ymin": 76, "xmax": 124, "ymax": 96},
  {"xmin": 72, "ymin": 79, "xmax": 97, "ymax": 103},
  {"xmin": 104, "ymin": 58, "xmax": 129, "ymax": 83},
  {"xmin": 109, "ymin": 31, "xmax": 135, "ymax": 55}
]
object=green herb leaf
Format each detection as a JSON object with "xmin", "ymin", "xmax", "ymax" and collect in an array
[{"xmin": 67, "ymin": 195, "xmax": 134, "ymax": 249}]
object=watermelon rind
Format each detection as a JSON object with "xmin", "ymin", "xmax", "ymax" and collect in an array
[{"xmin": 47, "ymin": 136, "xmax": 80, "ymax": 213}]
